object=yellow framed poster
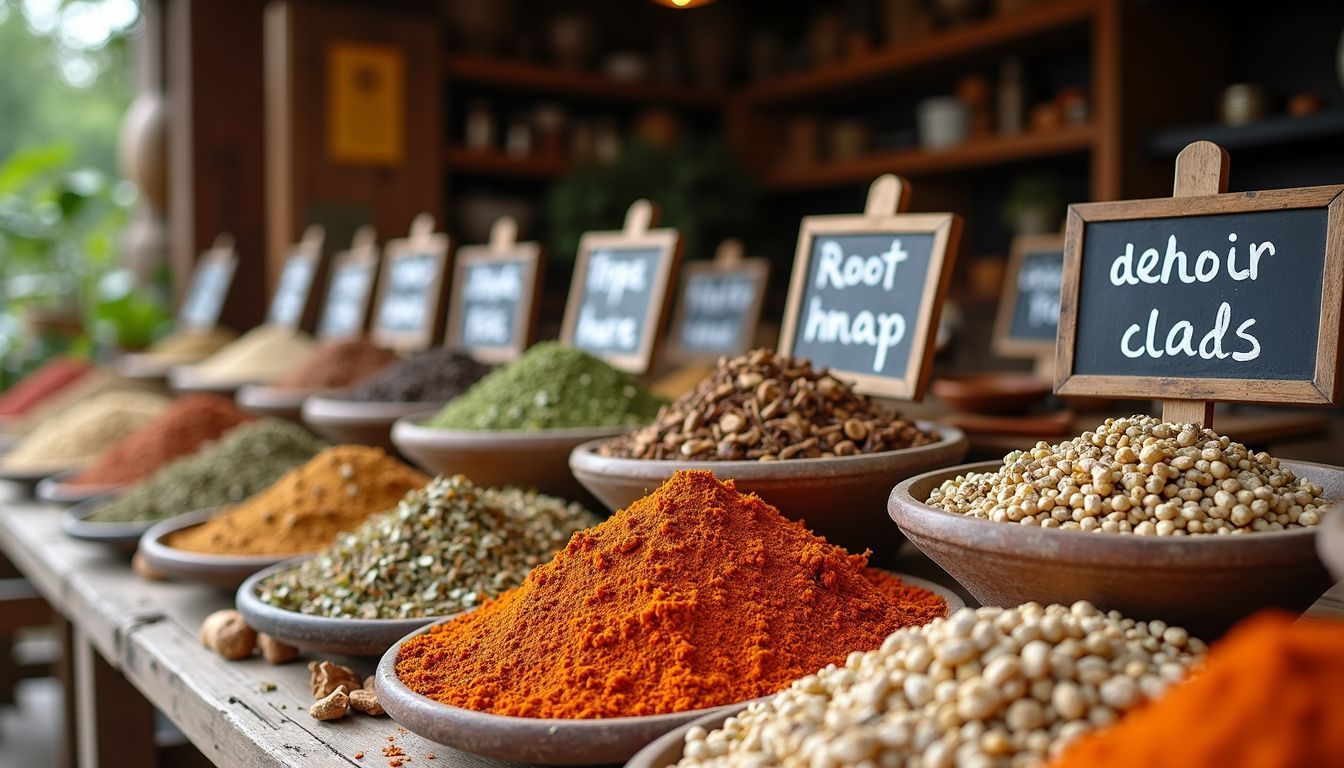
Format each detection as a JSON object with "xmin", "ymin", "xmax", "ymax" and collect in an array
[{"xmin": 327, "ymin": 41, "xmax": 405, "ymax": 166}]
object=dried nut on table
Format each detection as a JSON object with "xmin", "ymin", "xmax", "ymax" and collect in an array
[
  {"xmin": 257, "ymin": 633, "xmax": 298, "ymax": 665},
  {"xmin": 348, "ymin": 688, "xmax": 385, "ymax": 717},
  {"xmin": 600, "ymin": 348, "xmax": 935, "ymax": 461},
  {"xmin": 309, "ymin": 685, "xmax": 350, "ymax": 721},
  {"xmin": 674, "ymin": 602, "xmax": 1205, "ymax": 768},
  {"xmin": 198, "ymin": 609, "xmax": 257, "ymax": 660},
  {"xmin": 927, "ymin": 415, "xmax": 1332, "ymax": 535},
  {"xmin": 310, "ymin": 660, "xmax": 362, "ymax": 699}
]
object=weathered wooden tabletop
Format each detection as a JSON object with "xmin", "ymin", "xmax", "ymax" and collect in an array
[{"xmin": 1, "ymin": 490, "xmax": 1340, "ymax": 768}]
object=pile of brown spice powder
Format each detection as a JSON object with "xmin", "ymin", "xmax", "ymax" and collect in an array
[
  {"xmin": 395, "ymin": 470, "xmax": 947, "ymax": 719},
  {"xmin": 271, "ymin": 337, "xmax": 400, "ymax": 390}
]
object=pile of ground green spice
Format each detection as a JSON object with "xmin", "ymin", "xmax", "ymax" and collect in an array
[
  {"xmin": 427, "ymin": 342, "xmax": 662, "ymax": 431},
  {"xmin": 256, "ymin": 474, "xmax": 597, "ymax": 619},
  {"xmin": 86, "ymin": 420, "xmax": 327, "ymax": 523}
]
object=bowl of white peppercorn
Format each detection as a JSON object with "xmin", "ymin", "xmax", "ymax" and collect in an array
[{"xmin": 890, "ymin": 426, "xmax": 1343, "ymax": 636}]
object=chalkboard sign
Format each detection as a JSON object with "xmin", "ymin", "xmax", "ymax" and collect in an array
[
  {"xmin": 317, "ymin": 227, "xmax": 379, "ymax": 340},
  {"xmin": 668, "ymin": 240, "xmax": 769, "ymax": 361},
  {"xmin": 371, "ymin": 214, "xmax": 451, "ymax": 351},
  {"xmin": 993, "ymin": 234, "xmax": 1065, "ymax": 359},
  {"xmin": 561, "ymin": 200, "xmax": 682, "ymax": 374},
  {"xmin": 178, "ymin": 235, "xmax": 238, "ymax": 332},
  {"xmin": 266, "ymin": 226, "xmax": 325, "ymax": 329},
  {"xmin": 778, "ymin": 175, "xmax": 961, "ymax": 399},
  {"xmin": 445, "ymin": 217, "xmax": 542, "ymax": 364},
  {"xmin": 1058, "ymin": 185, "xmax": 1344, "ymax": 405}
]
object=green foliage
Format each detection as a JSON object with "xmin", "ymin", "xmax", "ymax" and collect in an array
[{"xmin": 546, "ymin": 137, "xmax": 759, "ymax": 264}]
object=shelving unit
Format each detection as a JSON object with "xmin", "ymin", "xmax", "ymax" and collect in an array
[
  {"xmin": 445, "ymin": 145, "xmax": 570, "ymax": 179},
  {"xmin": 739, "ymin": 0, "xmax": 1097, "ymax": 107},
  {"xmin": 1148, "ymin": 110, "xmax": 1344, "ymax": 157},
  {"xmin": 763, "ymin": 124, "xmax": 1096, "ymax": 190},
  {"xmin": 443, "ymin": 53, "xmax": 724, "ymax": 109}
]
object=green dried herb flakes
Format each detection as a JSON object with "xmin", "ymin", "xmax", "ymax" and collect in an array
[
  {"xmin": 256, "ymin": 475, "xmax": 597, "ymax": 619},
  {"xmin": 86, "ymin": 420, "xmax": 328, "ymax": 523},
  {"xmin": 426, "ymin": 342, "xmax": 663, "ymax": 431}
]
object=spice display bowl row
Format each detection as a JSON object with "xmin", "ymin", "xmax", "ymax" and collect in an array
[
  {"xmin": 0, "ymin": 456, "xmax": 62, "ymax": 495},
  {"xmin": 167, "ymin": 365, "xmax": 253, "ymax": 398},
  {"xmin": 34, "ymin": 471, "xmax": 124, "ymax": 506},
  {"xmin": 301, "ymin": 393, "xmax": 445, "ymax": 452},
  {"xmin": 888, "ymin": 459, "xmax": 1341, "ymax": 636},
  {"xmin": 569, "ymin": 421, "xmax": 968, "ymax": 557},
  {"xmin": 375, "ymin": 622, "xmax": 762, "ymax": 766},
  {"xmin": 137, "ymin": 508, "xmax": 298, "ymax": 589},
  {"xmin": 62, "ymin": 496, "xmax": 148, "ymax": 552},
  {"xmin": 391, "ymin": 414, "xmax": 628, "ymax": 503},
  {"xmin": 236, "ymin": 560, "xmax": 452, "ymax": 656},
  {"xmin": 113, "ymin": 351, "xmax": 175, "ymax": 383},
  {"xmin": 234, "ymin": 384, "xmax": 315, "ymax": 425}
]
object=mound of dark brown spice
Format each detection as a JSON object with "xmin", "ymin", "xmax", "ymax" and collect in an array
[{"xmin": 600, "ymin": 349, "xmax": 936, "ymax": 461}]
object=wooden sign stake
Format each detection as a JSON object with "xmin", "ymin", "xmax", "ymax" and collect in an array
[
  {"xmin": 714, "ymin": 238, "xmax": 744, "ymax": 268},
  {"xmin": 865, "ymin": 174, "xmax": 910, "ymax": 216},
  {"xmin": 350, "ymin": 225, "xmax": 376, "ymax": 251},
  {"xmin": 1160, "ymin": 141, "xmax": 1229, "ymax": 428},
  {"xmin": 623, "ymin": 199, "xmax": 660, "ymax": 235},
  {"xmin": 488, "ymin": 215, "xmax": 519, "ymax": 254}
]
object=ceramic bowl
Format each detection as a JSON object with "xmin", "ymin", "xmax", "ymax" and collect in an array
[
  {"xmin": 626, "ymin": 703, "xmax": 751, "ymax": 768},
  {"xmin": 138, "ymin": 508, "xmax": 298, "ymax": 589},
  {"xmin": 236, "ymin": 560, "xmax": 454, "ymax": 656},
  {"xmin": 235, "ymin": 384, "xmax": 315, "ymax": 425},
  {"xmin": 35, "ymin": 470, "xmax": 124, "ymax": 506},
  {"xmin": 889, "ymin": 459, "xmax": 1343, "ymax": 636},
  {"xmin": 0, "ymin": 453, "xmax": 64, "ymax": 496},
  {"xmin": 392, "ymin": 414, "xmax": 627, "ymax": 503},
  {"xmin": 569, "ymin": 421, "xmax": 967, "ymax": 558},
  {"xmin": 114, "ymin": 352, "xmax": 176, "ymax": 383},
  {"xmin": 932, "ymin": 372, "xmax": 1052, "ymax": 415},
  {"xmin": 302, "ymin": 394, "xmax": 445, "ymax": 451},
  {"xmin": 1316, "ymin": 505, "xmax": 1344, "ymax": 581},
  {"xmin": 62, "ymin": 497, "xmax": 150, "ymax": 552},
  {"xmin": 168, "ymin": 365, "xmax": 249, "ymax": 398},
  {"xmin": 376, "ymin": 624, "xmax": 752, "ymax": 765}
]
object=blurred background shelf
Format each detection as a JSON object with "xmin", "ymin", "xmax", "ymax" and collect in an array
[
  {"xmin": 1149, "ymin": 110, "xmax": 1344, "ymax": 157},
  {"xmin": 444, "ymin": 53, "xmax": 724, "ymax": 109},
  {"xmin": 445, "ymin": 146, "xmax": 571, "ymax": 179}
]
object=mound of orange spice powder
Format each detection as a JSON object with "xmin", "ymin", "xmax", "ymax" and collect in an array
[{"xmin": 395, "ymin": 470, "xmax": 947, "ymax": 719}]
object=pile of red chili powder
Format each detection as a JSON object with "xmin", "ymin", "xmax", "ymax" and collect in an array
[
  {"xmin": 395, "ymin": 470, "xmax": 947, "ymax": 719},
  {"xmin": 68, "ymin": 394, "xmax": 253, "ymax": 487}
]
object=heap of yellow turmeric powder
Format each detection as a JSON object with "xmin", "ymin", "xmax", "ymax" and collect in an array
[{"xmin": 165, "ymin": 445, "xmax": 429, "ymax": 556}]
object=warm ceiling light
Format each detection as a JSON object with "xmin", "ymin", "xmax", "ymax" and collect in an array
[{"xmin": 652, "ymin": 0, "xmax": 718, "ymax": 8}]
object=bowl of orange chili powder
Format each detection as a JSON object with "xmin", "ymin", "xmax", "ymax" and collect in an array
[{"xmin": 378, "ymin": 471, "xmax": 959, "ymax": 764}]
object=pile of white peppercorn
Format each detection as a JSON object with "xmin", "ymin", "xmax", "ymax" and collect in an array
[
  {"xmin": 675, "ymin": 602, "xmax": 1203, "ymax": 768},
  {"xmin": 926, "ymin": 415, "xmax": 1330, "ymax": 535}
]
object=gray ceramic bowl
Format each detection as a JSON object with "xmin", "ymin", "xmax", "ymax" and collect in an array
[
  {"xmin": 236, "ymin": 384, "xmax": 314, "ymax": 425},
  {"xmin": 138, "ymin": 508, "xmax": 299, "ymax": 589},
  {"xmin": 168, "ymin": 365, "xmax": 250, "ymax": 398},
  {"xmin": 889, "ymin": 459, "xmax": 1343, "ymax": 636},
  {"xmin": 302, "ymin": 393, "xmax": 445, "ymax": 451},
  {"xmin": 236, "ymin": 559, "xmax": 452, "ymax": 655},
  {"xmin": 0, "ymin": 451, "xmax": 65, "ymax": 495},
  {"xmin": 1317, "ymin": 505, "xmax": 1344, "ymax": 582},
  {"xmin": 392, "ymin": 414, "xmax": 627, "ymax": 503},
  {"xmin": 375, "ymin": 624, "xmax": 753, "ymax": 765},
  {"xmin": 114, "ymin": 352, "xmax": 176, "ymax": 383},
  {"xmin": 569, "ymin": 421, "xmax": 968, "ymax": 557},
  {"xmin": 625, "ymin": 703, "xmax": 752, "ymax": 768},
  {"xmin": 35, "ymin": 470, "xmax": 125, "ymax": 506},
  {"xmin": 62, "ymin": 496, "xmax": 149, "ymax": 552}
]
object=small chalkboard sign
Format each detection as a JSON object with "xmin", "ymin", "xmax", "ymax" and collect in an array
[
  {"xmin": 318, "ymin": 226, "xmax": 380, "ymax": 340},
  {"xmin": 778, "ymin": 175, "xmax": 961, "ymax": 399},
  {"xmin": 445, "ymin": 216, "xmax": 542, "ymax": 364},
  {"xmin": 993, "ymin": 234, "xmax": 1065, "ymax": 363},
  {"xmin": 560, "ymin": 200, "xmax": 682, "ymax": 374},
  {"xmin": 371, "ymin": 213, "xmax": 452, "ymax": 352},
  {"xmin": 178, "ymin": 234, "xmax": 239, "ymax": 332},
  {"xmin": 667, "ymin": 239, "xmax": 769, "ymax": 362},
  {"xmin": 266, "ymin": 225, "xmax": 325, "ymax": 330},
  {"xmin": 1057, "ymin": 141, "xmax": 1344, "ymax": 423}
]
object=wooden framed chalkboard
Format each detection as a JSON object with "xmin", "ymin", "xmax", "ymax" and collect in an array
[
  {"xmin": 667, "ymin": 239, "xmax": 769, "ymax": 362},
  {"xmin": 993, "ymin": 233, "xmax": 1065, "ymax": 361},
  {"xmin": 178, "ymin": 234, "xmax": 239, "ymax": 332},
  {"xmin": 370, "ymin": 213, "xmax": 452, "ymax": 352},
  {"xmin": 560, "ymin": 200, "xmax": 683, "ymax": 374},
  {"xmin": 1057, "ymin": 151, "xmax": 1344, "ymax": 407},
  {"xmin": 778, "ymin": 175, "xmax": 961, "ymax": 400},
  {"xmin": 266, "ymin": 225, "xmax": 325, "ymax": 330},
  {"xmin": 444, "ymin": 216, "xmax": 543, "ymax": 364},
  {"xmin": 317, "ymin": 226, "xmax": 380, "ymax": 340}
]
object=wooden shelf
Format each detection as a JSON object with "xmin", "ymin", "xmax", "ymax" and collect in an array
[
  {"xmin": 1148, "ymin": 110, "xmax": 1344, "ymax": 157},
  {"xmin": 740, "ymin": 0, "xmax": 1096, "ymax": 107},
  {"xmin": 762, "ymin": 125, "xmax": 1096, "ymax": 190},
  {"xmin": 445, "ymin": 146, "xmax": 571, "ymax": 179},
  {"xmin": 443, "ymin": 53, "xmax": 724, "ymax": 109}
]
